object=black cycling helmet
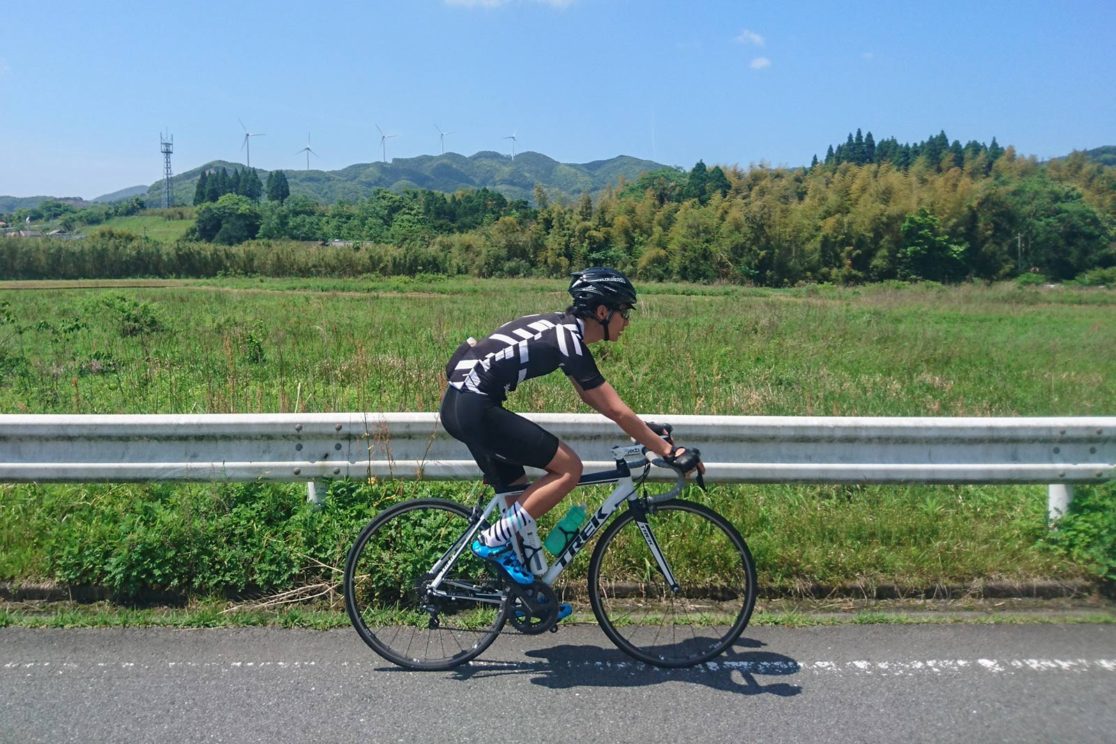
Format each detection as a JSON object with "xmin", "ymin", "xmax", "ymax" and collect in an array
[{"xmin": 567, "ymin": 267, "xmax": 637, "ymax": 315}]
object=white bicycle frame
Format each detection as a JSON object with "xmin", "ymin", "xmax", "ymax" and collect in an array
[{"xmin": 428, "ymin": 443, "xmax": 690, "ymax": 598}]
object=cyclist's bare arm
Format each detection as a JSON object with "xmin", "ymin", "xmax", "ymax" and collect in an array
[{"xmin": 573, "ymin": 380, "xmax": 675, "ymax": 459}]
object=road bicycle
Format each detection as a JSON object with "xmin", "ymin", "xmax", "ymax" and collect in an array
[{"xmin": 343, "ymin": 426, "xmax": 757, "ymax": 671}]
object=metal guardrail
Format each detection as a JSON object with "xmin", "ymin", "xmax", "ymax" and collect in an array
[{"xmin": 1, "ymin": 413, "xmax": 1112, "ymax": 519}]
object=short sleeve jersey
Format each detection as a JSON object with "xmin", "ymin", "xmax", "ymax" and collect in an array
[{"xmin": 445, "ymin": 312, "xmax": 605, "ymax": 401}]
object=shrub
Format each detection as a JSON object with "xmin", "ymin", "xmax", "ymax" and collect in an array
[
  {"xmin": 1042, "ymin": 482, "xmax": 1116, "ymax": 582},
  {"xmin": 97, "ymin": 295, "xmax": 168, "ymax": 337},
  {"xmin": 1015, "ymin": 272, "xmax": 1047, "ymax": 287},
  {"xmin": 1073, "ymin": 267, "xmax": 1116, "ymax": 287}
]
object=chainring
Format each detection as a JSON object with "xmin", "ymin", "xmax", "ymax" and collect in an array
[{"xmin": 507, "ymin": 582, "xmax": 559, "ymax": 635}]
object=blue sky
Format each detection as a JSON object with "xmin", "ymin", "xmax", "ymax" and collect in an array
[{"xmin": 1, "ymin": 0, "xmax": 1113, "ymax": 199}]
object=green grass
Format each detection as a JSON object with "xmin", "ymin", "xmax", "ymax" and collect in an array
[
  {"xmin": 0, "ymin": 600, "xmax": 349, "ymax": 630},
  {"xmin": 1, "ymin": 278, "xmax": 1112, "ymax": 416},
  {"xmin": 0, "ymin": 278, "xmax": 1113, "ymax": 604},
  {"xmin": 3, "ymin": 601, "xmax": 1111, "ymax": 630},
  {"xmin": 95, "ymin": 214, "xmax": 194, "ymax": 242}
]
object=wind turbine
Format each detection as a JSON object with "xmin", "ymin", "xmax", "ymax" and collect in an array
[
  {"xmin": 296, "ymin": 131, "xmax": 319, "ymax": 170},
  {"xmin": 376, "ymin": 124, "xmax": 397, "ymax": 163},
  {"xmin": 239, "ymin": 119, "xmax": 265, "ymax": 168},
  {"xmin": 503, "ymin": 131, "xmax": 518, "ymax": 159},
  {"xmin": 434, "ymin": 124, "xmax": 453, "ymax": 155}
]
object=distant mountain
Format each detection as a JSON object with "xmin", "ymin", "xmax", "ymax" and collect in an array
[
  {"xmin": 93, "ymin": 184, "xmax": 149, "ymax": 203},
  {"xmin": 143, "ymin": 151, "xmax": 672, "ymax": 207},
  {"xmin": 0, "ymin": 195, "xmax": 87, "ymax": 213},
  {"xmin": 1081, "ymin": 146, "xmax": 1116, "ymax": 167}
]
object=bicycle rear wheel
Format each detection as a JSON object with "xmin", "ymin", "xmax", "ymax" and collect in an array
[
  {"xmin": 344, "ymin": 498, "xmax": 509, "ymax": 670},
  {"xmin": 588, "ymin": 498, "xmax": 756, "ymax": 667}
]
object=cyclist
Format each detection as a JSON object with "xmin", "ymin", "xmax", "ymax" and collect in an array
[{"xmin": 439, "ymin": 267, "xmax": 703, "ymax": 596}]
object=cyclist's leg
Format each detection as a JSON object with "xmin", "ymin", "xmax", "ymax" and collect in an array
[
  {"xmin": 441, "ymin": 387, "xmax": 526, "ymax": 496},
  {"xmin": 503, "ymin": 443, "xmax": 579, "ymax": 621},
  {"xmin": 441, "ymin": 389, "xmax": 571, "ymax": 597},
  {"xmin": 516, "ymin": 442, "xmax": 582, "ymax": 519},
  {"xmin": 480, "ymin": 431, "xmax": 580, "ymax": 620},
  {"xmin": 468, "ymin": 406, "xmax": 572, "ymax": 586},
  {"xmin": 442, "ymin": 388, "xmax": 534, "ymax": 584},
  {"xmin": 476, "ymin": 404, "xmax": 582, "ymax": 520}
]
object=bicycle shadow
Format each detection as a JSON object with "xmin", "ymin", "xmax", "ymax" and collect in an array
[{"xmin": 452, "ymin": 635, "xmax": 802, "ymax": 696}]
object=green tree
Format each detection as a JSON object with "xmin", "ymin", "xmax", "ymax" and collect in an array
[
  {"xmin": 285, "ymin": 195, "xmax": 326, "ymax": 241},
  {"xmin": 205, "ymin": 169, "xmax": 224, "ymax": 203},
  {"xmin": 194, "ymin": 193, "xmax": 262, "ymax": 244},
  {"xmin": 1015, "ymin": 179, "xmax": 1111, "ymax": 280},
  {"xmin": 897, "ymin": 208, "xmax": 967, "ymax": 282},
  {"xmin": 667, "ymin": 202, "xmax": 721, "ymax": 281},
  {"xmin": 684, "ymin": 161, "xmax": 710, "ymax": 203},
  {"xmin": 266, "ymin": 170, "xmax": 290, "ymax": 204},
  {"xmin": 706, "ymin": 166, "xmax": 731, "ymax": 201},
  {"xmin": 194, "ymin": 172, "xmax": 209, "ymax": 206},
  {"xmin": 532, "ymin": 183, "xmax": 549, "ymax": 210},
  {"xmin": 622, "ymin": 167, "xmax": 686, "ymax": 205},
  {"xmin": 243, "ymin": 169, "xmax": 263, "ymax": 202}
]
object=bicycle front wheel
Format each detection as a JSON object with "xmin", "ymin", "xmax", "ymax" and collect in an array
[
  {"xmin": 344, "ymin": 498, "xmax": 509, "ymax": 670},
  {"xmin": 588, "ymin": 499, "xmax": 757, "ymax": 667}
]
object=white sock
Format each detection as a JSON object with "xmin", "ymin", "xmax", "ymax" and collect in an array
[{"xmin": 481, "ymin": 501, "xmax": 535, "ymax": 547}]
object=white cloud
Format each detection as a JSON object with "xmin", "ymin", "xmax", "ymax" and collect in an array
[
  {"xmin": 750, "ymin": 57, "xmax": 771, "ymax": 70},
  {"xmin": 735, "ymin": 29, "xmax": 765, "ymax": 46}
]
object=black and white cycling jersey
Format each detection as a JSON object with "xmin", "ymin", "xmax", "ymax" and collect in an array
[{"xmin": 445, "ymin": 312, "xmax": 606, "ymax": 401}]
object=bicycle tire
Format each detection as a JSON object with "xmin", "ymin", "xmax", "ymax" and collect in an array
[
  {"xmin": 588, "ymin": 499, "xmax": 757, "ymax": 667},
  {"xmin": 344, "ymin": 498, "xmax": 510, "ymax": 670}
]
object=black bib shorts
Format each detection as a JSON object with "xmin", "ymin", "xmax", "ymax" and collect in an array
[{"xmin": 439, "ymin": 386, "xmax": 560, "ymax": 490}]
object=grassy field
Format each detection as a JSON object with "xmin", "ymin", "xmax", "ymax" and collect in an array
[
  {"xmin": 93, "ymin": 214, "xmax": 194, "ymax": 243},
  {"xmin": 0, "ymin": 278, "xmax": 1113, "ymax": 606},
  {"xmin": 1, "ymin": 277, "xmax": 1113, "ymax": 416}
]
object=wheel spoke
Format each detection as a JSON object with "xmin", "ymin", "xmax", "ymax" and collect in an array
[
  {"xmin": 589, "ymin": 500, "xmax": 756, "ymax": 667},
  {"xmin": 344, "ymin": 499, "xmax": 508, "ymax": 670}
]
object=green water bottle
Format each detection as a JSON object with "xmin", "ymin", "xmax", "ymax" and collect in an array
[{"xmin": 543, "ymin": 504, "xmax": 586, "ymax": 555}]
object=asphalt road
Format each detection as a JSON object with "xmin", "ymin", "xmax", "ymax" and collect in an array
[{"xmin": 2, "ymin": 624, "xmax": 1114, "ymax": 744}]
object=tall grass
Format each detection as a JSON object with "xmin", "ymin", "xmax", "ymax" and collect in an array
[
  {"xmin": 0, "ymin": 278, "xmax": 1113, "ymax": 598},
  {"xmin": 2, "ymin": 278, "xmax": 1112, "ymax": 416}
]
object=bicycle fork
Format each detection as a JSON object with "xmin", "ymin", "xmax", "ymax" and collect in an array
[{"xmin": 628, "ymin": 501, "xmax": 681, "ymax": 594}]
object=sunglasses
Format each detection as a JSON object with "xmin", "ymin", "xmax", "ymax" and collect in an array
[{"xmin": 616, "ymin": 305, "xmax": 634, "ymax": 320}]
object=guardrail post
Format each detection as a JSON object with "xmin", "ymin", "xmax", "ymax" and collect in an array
[
  {"xmin": 1047, "ymin": 483, "xmax": 1073, "ymax": 524},
  {"xmin": 306, "ymin": 480, "xmax": 327, "ymax": 506}
]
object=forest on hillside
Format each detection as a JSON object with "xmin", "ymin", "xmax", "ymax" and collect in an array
[{"xmin": 4, "ymin": 132, "xmax": 1114, "ymax": 285}]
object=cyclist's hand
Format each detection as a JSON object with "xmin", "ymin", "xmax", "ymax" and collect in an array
[
  {"xmin": 645, "ymin": 421, "xmax": 674, "ymax": 446},
  {"xmin": 664, "ymin": 446, "xmax": 703, "ymax": 476}
]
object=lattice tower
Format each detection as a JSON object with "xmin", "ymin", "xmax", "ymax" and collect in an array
[{"xmin": 160, "ymin": 133, "xmax": 174, "ymax": 208}]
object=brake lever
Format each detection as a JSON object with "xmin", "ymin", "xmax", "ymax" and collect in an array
[{"xmin": 650, "ymin": 457, "xmax": 704, "ymax": 495}]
